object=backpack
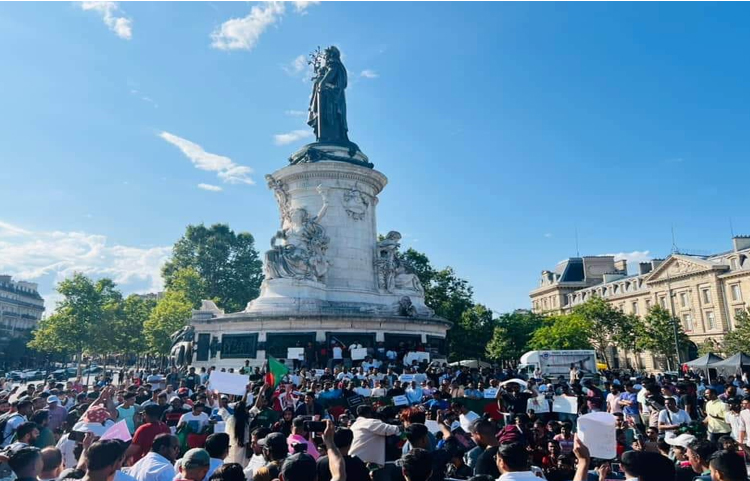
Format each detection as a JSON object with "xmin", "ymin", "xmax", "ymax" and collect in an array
[{"xmin": 0, "ymin": 412, "xmax": 23, "ymax": 444}]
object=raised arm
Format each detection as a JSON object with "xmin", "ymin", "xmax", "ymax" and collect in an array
[{"xmin": 323, "ymin": 420, "xmax": 346, "ymax": 481}]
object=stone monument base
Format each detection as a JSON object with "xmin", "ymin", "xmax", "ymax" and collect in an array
[{"xmin": 189, "ymin": 303, "xmax": 451, "ymax": 369}]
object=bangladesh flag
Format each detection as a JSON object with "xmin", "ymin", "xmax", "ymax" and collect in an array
[{"xmin": 264, "ymin": 356, "xmax": 289, "ymax": 388}]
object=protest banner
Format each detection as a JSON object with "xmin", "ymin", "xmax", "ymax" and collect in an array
[
  {"xmin": 208, "ymin": 371, "xmax": 248, "ymax": 396},
  {"xmin": 287, "ymin": 347, "xmax": 305, "ymax": 361},
  {"xmin": 351, "ymin": 347, "xmax": 368, "ymax": 361},
  {"xmin": 527, "ymin": 395, "xmax": 551, "ymax": 414},
  {"xmin": 552, "ymin": 395, "xmax": 578, "ymax": 414}
]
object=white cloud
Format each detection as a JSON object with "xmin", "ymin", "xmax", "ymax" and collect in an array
[
  {"xmin": 197, "ymin": 183, "xmax": 223, "ymax": 192},
  {"xmin": 210, "ymin": 1, "xmax": 285, "ymax": 51},
  {"xmin": 293, "ymin": 1, "xmax": 320, "ymax": 14},
  {"xmin": 0, "ymin": 220, "xmax": 171, "ymax": 297},
  {"xmin": 285, "ymin": 110, "xmax": 307, "ymax": 117},
  {"xmin": 360, "ymin": 69, "xmax": 379, "ymax": 79},
  {"xmin": 0, "ymin": 221, "xmax": 32, "ymax": 237},
  {"xmin": 159, "ymin": 131, "xmax": 254, "ymax": 185},
  {"xmin": 80, "ymin": 1, "xmax": 132, "ymax": 40},
  {"xmin": 211, "ymin": 1, "xmax": 319, "ymax": 51},
  {"xmin": 283, "ymin": 54, "xmax": 308, "ymax": 76},
  {"xmin": 603, "ymin": 250, "xmax": 652, "ymax": 273},
  {"xmin": 273, "ymin": 129, "xmax": 312, "ymax": 146}
]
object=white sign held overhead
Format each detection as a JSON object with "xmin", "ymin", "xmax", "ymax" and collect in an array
[{"xmin": 208, "ymin": 371, "xmax": 248, "ymax": 396}]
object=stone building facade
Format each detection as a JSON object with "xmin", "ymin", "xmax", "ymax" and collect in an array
[
  {"xmin": 530, "ymin": 236, "xmax": 750, "ymax": 371},
  {"xmin": 0, "ymin": 275, "xmax": 45, "ymax": 344}
]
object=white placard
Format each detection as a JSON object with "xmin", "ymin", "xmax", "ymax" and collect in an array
[
  {"xmin": 483, "ymin": 388, "xmax": 498, "ymax": 399},
  {"xmin": 404, "ymin": 351, "xmax": 430, "ymax": 365},
  {"xmin": 577, "ymin": 412, "xmax": 617, "ymax": 459},
  {"xmin": 351, "ymin": 347, "xmax": 368, "ymax": 361},
  {"xmin": 314, "ymin": 369, "xmax": 325, "ymax": 377},
  {"xmin": 208, "ymin": 371, "xmax": 248, "ymax": 396},
  {"xmin": 213, "ymin": 421, "xmax": 226, "ymax": 434},
  {"xmin": 425, "ymin": 420, "xmax": 441, "ymax": 434},
  {"xmin": 392, "ymin": 395, "xmax": 409, "ymax": 406},
  {"xmin": 527, "ymin": 395, "xmax": 550, "ymax": 414},
  {"xmin": 287, "ymin": 347, "xmax": 305, "ymax": 361},
  {"xmin": 399, "ymin": 374, "xmax": 414, "ymax": 383},
  {"xmin": 552, "ymin": 395, "xmax": 578, "ymax": 414}
]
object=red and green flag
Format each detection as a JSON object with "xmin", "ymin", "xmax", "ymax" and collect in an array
[{"xmin": 264, "ymin": 356, "xmax": 289, "ymax": 388}]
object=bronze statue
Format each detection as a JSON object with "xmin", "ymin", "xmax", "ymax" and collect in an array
[
  {"xmin": 288, "ymin": 46, "xmax": 371, "ymax": 168},
  {"xmin": 308, "ymin": 46, "xmax": 349, "ymax": 144}
]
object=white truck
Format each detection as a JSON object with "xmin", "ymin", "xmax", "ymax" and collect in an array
[{"xmin": 517, "ymin": 350, "xmax": 598, "ymax": 379}]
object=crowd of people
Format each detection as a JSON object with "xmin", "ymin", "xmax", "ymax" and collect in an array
[{"xmin": 1, "ymin": 351, "xmax": 749, "ymax": 481}]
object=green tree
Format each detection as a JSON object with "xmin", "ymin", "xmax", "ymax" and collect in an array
[
  {"xmin": 486, "ymin": 311, "xmax": 545, "ymax": 361},
  {"xmin": 639, "ymin": 306, "xmax": 690, "ymax": 370},
  {"xmin": 163, "ymin": 224, "xmax": 263, "ymax": 312},
  {"xmin": 449, "ymin": 304, "xmax": 494, "ymax": 361},
  {"xmin": 167, "ymin": 267, "xmax": 208, "ymax": 309},
  {"xmin": 723, "ymin": 309, "xmax": 750, "ymax": 354},
  {"xmin": 143, "ymin": 291, "xmax": 192, "ymax": 354},
  {"xmin": 527, "ymin": 314, "xmax": 593, "ymax": 350},
  {"xmin": 612, "ymin": 313, "xmax": 647, "ymax": 370},
  {"xmin": 697, "ymin": 338, "xmax": 720, "ymax": 357},
  {"xmin": 110, "ymin": 295, "xmax": 156, "ymax": 356},
  {"xmin": 28, "ymin": 273, "xmax": 122, "ymax": 372},
  {"xmin": 572, "ymin": 297, "xmax": 625, "ymax": 368}
]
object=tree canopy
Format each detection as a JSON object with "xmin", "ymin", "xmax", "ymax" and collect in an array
[
  {"xmin": 723, "ymin": 308, "xmax": 750, "ymax": 355},
  {"xmin": 162, "ymin": 223, "xmax": 263, "ymax": 312}
]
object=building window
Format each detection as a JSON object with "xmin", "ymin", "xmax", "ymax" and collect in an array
[
  {"xmin": 632, "ymin": 302, "xmax": 639, "ymax": 315},
  {"xmin": 659, "ymin": 297, "xmax": 667, "ymax": 309},
  {"xmin": 683, "ymin": 313, "xmax": 693, "ymax": 332},
  {"xmin": 679, "ymin": 292, "xmax": 689, "ymax": 308},
  {"xmin": 731, "ymin": 284, "xmax": 742, "ymax": 302},
  {"xmin": 645, "ymin": 299, "xmax": 652, "ymax": 310},
  {"xmin": 701, "ymin": 289, "xmax": 712, "ymax": 305},
  {"xmin": 705, "ymin": 311, "xmax": 716, "ymax": 330}
]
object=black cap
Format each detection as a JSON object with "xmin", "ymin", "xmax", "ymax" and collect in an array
[
  {"xmin": 280, "ymin": 453, "xmax": 316, "ymax": 481},
  {"xmin": 258, "ymin": 432, "xmax": 287, "ymax": 450}
]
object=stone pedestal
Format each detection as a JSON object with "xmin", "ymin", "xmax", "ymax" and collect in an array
[{"xmin": 189, "ymin": 159, "xmax": 449, "ymax": 368}]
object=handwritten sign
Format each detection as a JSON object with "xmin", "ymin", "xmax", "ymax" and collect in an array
[
  {"xmin": 527, "ymin": 395, "xmax": 550, "ymax": 414},
  {"xmin": 404, "ymin": 351, "xmax": 430, "ymax": 365},
  {"xmin": 208, "ymin": 371, "xmax": 248, "ymax": 396},
  {"xmin": 393, "ymin": 395, "xmax": 409, "ymax": 406},
  {"xmin": 351, "ymin": 347, "xmax": 368, "ymax": 361},
  {"xmin": 287, "ymin": 347, "xmax": 305, "ymax": 361},
  {"xmin": 552, "ymin": 395, "xmax": 578, "ymax": 414}
]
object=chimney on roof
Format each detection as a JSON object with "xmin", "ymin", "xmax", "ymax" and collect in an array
[
  {"xmin": 0, "ymin": 275, "xmax": 11, "ymax": 284},
  {"xmin": 638, "ymin": 262, "xmax": 653, "ymax": 276},
  {"xmin": 732, "ymin": 236, "xmax": 750, "ymax": 252},
  {"xmin": 614, "ymin": 259, "xmax": 628, "ymax": 273},
  {"xmin": 651, "ymin": 259, "xmax": 664, "ymax": 271}
]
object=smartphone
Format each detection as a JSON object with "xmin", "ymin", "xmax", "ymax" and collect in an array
[
  {"xmin": 304, "ymin": 421, "xmax": 326, "ymax": 432},
  {"xmin": 611, "ymin": 463, "xmax": 620, "ymax": 473},
  {"xmin": 69, "ymin": 431, "xmax": 86, "ymax": 442}
]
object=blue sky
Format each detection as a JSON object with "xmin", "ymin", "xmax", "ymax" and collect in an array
[{"xmin": 1, "ymin": 2, "xmax": 750, "ymax": 314}]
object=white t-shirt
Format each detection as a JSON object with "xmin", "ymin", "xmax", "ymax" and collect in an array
[
  {"xmin": 607, "ymin": 393, "xmax": 622, "ymax": 413},
  {"xmin": 178, "ymin": 411, "xmax": 210, "ymax": 432},
  {"xmin": 657, "ymin": 409, "xmax": 691, "ymax": 439},
  {"xmin": 332, "ymin": 347, "xmax": 343, "ymax": 359},
  {"xmin": 739, "ymin": 409, "xmax": 750, "ymax": 446}
]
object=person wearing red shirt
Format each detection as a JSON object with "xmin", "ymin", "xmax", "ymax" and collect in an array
[{"xmin": 125, "ymin": 404, "xmax": 171, "ymax": 463}]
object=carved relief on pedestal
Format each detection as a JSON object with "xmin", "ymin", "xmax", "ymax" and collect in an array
[
  {"xmin": 342, "ymin": 185, "xmax": 369, "ymax": 220},
  {"xmin": 375, "ymin": 231, "xmax": 425, "ymax": 295},
  {"xmin": 264, "ymin": 182, "xmax": 331, "ymax": 283}
]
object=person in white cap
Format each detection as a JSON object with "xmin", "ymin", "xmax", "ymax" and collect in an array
[{"xmin": 46, "ymin": 396, "xmax": 67, "ymax": 433}]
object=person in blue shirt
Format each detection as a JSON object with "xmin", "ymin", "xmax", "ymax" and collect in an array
[
  {"xmin": 423, "ymin": 391, "xmax": 449, "ymax": 416},
  {"xmin": 618, "ymin": 382, "xmax": 641, "ymax": 427}
]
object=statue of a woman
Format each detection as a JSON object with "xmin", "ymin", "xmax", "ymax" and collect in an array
[
  {"xmin": 265, "ymin": 186, "xmax": 330, "ymax": 282},
  {"xmin": 308, "ymin": 46, "xmax": 349, "ymax": 144}
]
